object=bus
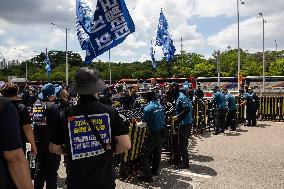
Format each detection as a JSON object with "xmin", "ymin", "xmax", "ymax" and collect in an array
[
  {"xmin": 246, "ymin": 76, "xmax": 284, "ymax": 93},
  {"xmin": 146, "ymin": 77, "xmax": 196, "ymax": 88},
  {"xmin": 197, "ymin": 76, "xmax": 284, "ymax": 96},
  {"xmin": 196, "ymin": 77, "xmax": 242, "ymax": 98}
]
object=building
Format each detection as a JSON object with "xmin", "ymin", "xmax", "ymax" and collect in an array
[
  {"xmin": 0, "ymin": 59, "xmax": 20, "ymax": 69},
  {"xmin": 0, "ymin": 59, "xmax": 6, "ymax": 69}
]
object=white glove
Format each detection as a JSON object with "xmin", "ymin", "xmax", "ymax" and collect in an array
[{"xmin": 136, "ymin": 121, "xmax": 147, "ymax": 128}]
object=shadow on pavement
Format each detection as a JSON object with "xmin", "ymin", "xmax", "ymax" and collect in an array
[
  {"xmin": 189, "ymin": 163, "xmax": 217, "ymax": 177},
  {"xmin": 256, "ymin": 123, "xmax": 271, "ymax": 128},
  {"xmin": 225, "ymin": 132, "xmax": 241, "ymax": 137},
  {"xmin": 189, "ymin": 154, "xmax": 214, "ymax": 162},
  {"xmin": 120, "ymin": 168, "xmax": 194, "ymax": 189},
  {"xmin": 120, "ymin": 160, "xmax": 217, "ymax": 189},
  {"xmin": 237, "ymin": 128, "xmax": 249, "ymax": 132},
  {"xmin": 198, "ymin": 130, "xmax": 213, "ymax": 138}
]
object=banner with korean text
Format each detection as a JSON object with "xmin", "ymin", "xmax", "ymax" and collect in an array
[
  {"xmin": 68, "ymin": 113, "xmax": 111, "ymax": 160},
  {"xmin": 76, "ymin": 0, "xmax": 135, "ymax": 64}
]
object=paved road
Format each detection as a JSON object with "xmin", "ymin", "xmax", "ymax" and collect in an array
[{"xmin": 57, "ymin": 121, "xmax": 284, "ymax": 189}]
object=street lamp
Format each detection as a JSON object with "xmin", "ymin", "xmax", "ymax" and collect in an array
[
  {"xmin": 237, "ymin": 0, "xmax": 245, "ymax": 92},
  {"xmin": 51, "ymin": 22, "xmax": 70, "ymax": 86},
  {"xmin": 275, "ymin": 40, "xmax": 278, "ymax": 62},
  {"xmin": 13, "ymin": 48, "xmax": 37, "ymax": 79},
  {"xmin": 259, "ymin": 13, "xmax": 266, "ymax": 93},
  {"xmin": 214, "ymin": 50, "xmax": 221, "ymax": 88}
]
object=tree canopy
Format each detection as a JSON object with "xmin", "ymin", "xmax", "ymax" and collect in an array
[{"xmin": 0, "ymin": 49, "xmax": 283, "ymax": 82}]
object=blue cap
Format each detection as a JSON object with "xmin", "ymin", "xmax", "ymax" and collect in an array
[
  {"xmin": 183, "ymin": 81, "xmax": 191, "ymax": 89},
  {"xmin": 38, "ymin": 83, "xmax": 56, "ymax": 100},
  {"xmin": 54, "ymin": 85, "xmax": 63, "ymax": 97}
]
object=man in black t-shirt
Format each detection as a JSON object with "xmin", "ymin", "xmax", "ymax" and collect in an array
[
  {"xmin": 2, "ymin": 83, "xmax": 37, "ymax": 156},
  {"xmin": 194, "ymin": 85, "xmax": 204, "ymax": 100},
  {"xmin": 33, "ymin": 83, "xmax": 61, "ymax": 189},
  {"xmin": 0, "ymin": 96, "xmax": 34, "ymax": 189},
  {"xmin": 49, "ymin": 67, "xmax": 131, "ymax": 189}
]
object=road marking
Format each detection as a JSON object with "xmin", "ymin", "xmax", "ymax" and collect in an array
[{"xmin": 163, "ymin": 168, "xmax": 212, "ymax": 179}]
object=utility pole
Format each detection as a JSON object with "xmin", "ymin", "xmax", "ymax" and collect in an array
[
  {"xmin": 275, "ymin": 40, "xmax": 278, "ymax": 62},
  {"xmin": 237, "ymin": 0, "xmax": 245, "ymax": 92},
  {"xmin": 181, "ymin": 37, "xmax": 184, "ymax": 54},
  {"xmin": 259, "ymin": 13, "xmax": 266, "ymax": 93},
  {"xmin": 51, "ymin": 22, "xmax": 70, "ymax": 86},
  {"xmin": 216, "ymin": 50, "xmax": 221, "ymax": 88},
  {"xmin": 108, "ymin": 50, "xmax": 112, "ymax": 85}
]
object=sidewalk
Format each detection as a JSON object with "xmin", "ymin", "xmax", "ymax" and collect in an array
[
  {"xmin": 116, "ymin": 122, "xmax": 284, "ymax": 189},
  {"xmin": 56, "ymin": 121, "xmax": 284, "ymax": 189}
]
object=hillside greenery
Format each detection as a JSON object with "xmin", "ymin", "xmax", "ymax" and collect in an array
[{"xmin": 0, "ymin": 49, "xmax": 283, "ymax": 82}]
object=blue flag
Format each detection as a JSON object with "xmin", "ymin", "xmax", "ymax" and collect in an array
[
  {"xmin": 155, "ymin": 10, "xmax": 176, "ymax": 62},
  {"xmin": 150, "ymin": 46, "xmax": 156, "ymax": 69},
  {"xmin": 76, "ymin": 0, "xmax": 135, "ymax": 64},
  {"xmin": 44, "ymin": 48, "xmax": 51, "ymax": 79}
]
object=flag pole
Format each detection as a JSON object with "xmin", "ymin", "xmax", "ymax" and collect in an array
[
  {"xmin": 46, "ymin": 47, "xmax": 50, "ymax": 82},
  {"xmin": 108, "ymin": 50, "xmax": 112, "ymax": 85},
  {"xmin": 181, "ymin": 37, "xmax": 183, "ymax": 53}
]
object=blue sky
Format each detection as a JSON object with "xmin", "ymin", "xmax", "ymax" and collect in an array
[{"xmin": 0, "ymin": 0, "xmax": 283, "ymax": 63}]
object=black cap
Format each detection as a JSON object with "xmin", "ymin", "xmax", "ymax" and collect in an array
[{"xmin": 70, "ymin": 67, "xmax": 106, "ymax": 95}]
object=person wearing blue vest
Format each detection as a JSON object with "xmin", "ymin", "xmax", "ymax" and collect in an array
[
  {"xmin": 212, "ymin": 86, "xmax": 227, "ymax": 135},
  {"xmin": 222, "ymin": 88, "xmax": 237, "ymax": 131},
  {"xmin": 241, "ymin": 87, "xmax": 258, "ymax": 126},
  {"xmin": 172, "ymin": 88, "xmax": 193, "ymax": 169},
  {"xmin": 137, "ymin": 91, "xmax": 166, "ymax": 183}
]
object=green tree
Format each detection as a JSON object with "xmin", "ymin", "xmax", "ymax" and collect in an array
[{"xmin": 268, "ymin": 58, "xmax": 284, "ymax": 76}]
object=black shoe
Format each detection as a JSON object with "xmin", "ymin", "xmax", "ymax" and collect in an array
[
  {"xmin": 220, "ymin": 130, "xmax": 225, "ymax": 133},
  {"xmin": 137, "ymin": 176, "xmax": 153, "ymax": 183},
  {"xmin": 230, "ymin": 128, "xmax": 236, "ymax": 131},
  {"xmin": 177, "ymin": 164, "xmax": 189, "ymax": 169},
  {"xmin": 151, "ymin": 171, "xmax": 159, "ymax": 176},
  {"xmin": 168, "ymin": 159, "xmax": 180, "ymax": 165},
  {"xmin": 151, "ymin": 169, "xmax": 160, "ymax": 176},
  {"xmin": 213, "ymin": 132, "xmax": 219, "ymax": 135}
]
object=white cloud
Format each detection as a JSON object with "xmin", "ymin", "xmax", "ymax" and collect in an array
[
  {"xmin": 121, "ymin": 0, "xmax": 203, "ymax": 55},
  {"xmin": 193, "ymin": 0, "xmax": 284, "ymax": 18},
  {"xmin": 207, "ymin": 12, "xmax": 284, "ymax": 52},
  {"xmin": 124, "ymin": 34, "xmax": 148, "ymax": 49},
  {"xmin": 138, "ymin": 54, "xmax": 150, "ymax": 62},
  {"xmin": 0, "ymin": 0, "xmax": 283, "ymax": 63},
  {"xmin": 113, "ymin": 49, "xmax": 136, "ymax": 57},
  {"xmin": 0, "ymin": 45, "xmax": 38, "ymax": 62}
]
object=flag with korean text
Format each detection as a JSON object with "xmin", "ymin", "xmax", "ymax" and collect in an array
[
  {"xmin": 76, "ymin": 0, "xmax": 135, "ymax": 64},
  {"xmin": 155, "ymin": 9, "xmax": 176, "ymax": 62},
  {"xmin": 44, "ymin": 48, "xmax": 51, "ymax": 80}
]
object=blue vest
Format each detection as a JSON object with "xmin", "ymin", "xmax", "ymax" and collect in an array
[
  {"xmin": 225, "ymin": 93, "xmax": 237, "ymax": 111},
  {"xmin": 213, "ymin": 91, "xmax": 227, "ymax": 110},
  {"xmin": 176, "ymin": 92, "xmax": 193, "ymax": 125},
  {"xmin": 142, "ymin": 101, "xmax": 165, "ymax": 132}
]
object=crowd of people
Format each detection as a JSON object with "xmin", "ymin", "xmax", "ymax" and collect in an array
[{"xmin": 0, "ymin": 67, "xmax": 260, "ymax": 189}]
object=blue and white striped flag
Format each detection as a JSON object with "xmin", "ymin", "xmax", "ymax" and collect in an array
[
  {"xmin": 155, "ymin": 9, "xmax": 176, "ymax": 62},
  {"xmin": 44, "ymin": 48, "xmax": 51, "ymax": 79},
  {"xmin": 76, "ymin": 0, "xmax": 135, "ymax": 64},
  {"xmin": 150, "ymin": 40, "xmax": 156, "ymax": 69}
]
